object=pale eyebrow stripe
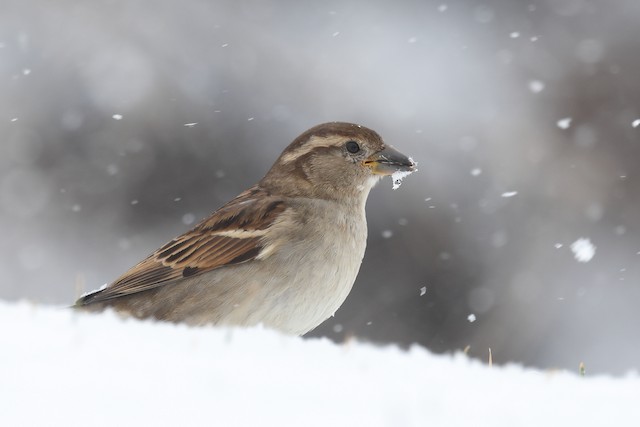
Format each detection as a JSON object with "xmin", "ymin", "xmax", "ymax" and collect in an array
[{"xmin": 280, "ymin": 135, "xmax": 345, "ymax": 163}]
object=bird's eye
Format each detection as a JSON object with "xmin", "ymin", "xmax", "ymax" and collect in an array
[{"xmin": 345, "ymin": 141, "xmax": 360, "ymax": 154}]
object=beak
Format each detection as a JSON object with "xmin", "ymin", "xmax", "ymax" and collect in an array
[{"xmin": 363, "ymin": 145, "xmax": 416, "ymax": 176}]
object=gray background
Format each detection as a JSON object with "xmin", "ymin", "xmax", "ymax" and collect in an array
[{"xmin": 2, "ymin": 0, "xmax": 639, "ymax": 375}]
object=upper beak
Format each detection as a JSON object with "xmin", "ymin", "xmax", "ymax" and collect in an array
[{"xmin": 363, "ymin": 145, "xmax": 416, "ymax": 176}]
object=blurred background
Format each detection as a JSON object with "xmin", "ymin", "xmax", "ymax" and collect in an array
[{"xmin": 1, "ymin": 0, "xmax": 639, "ymax": 375}]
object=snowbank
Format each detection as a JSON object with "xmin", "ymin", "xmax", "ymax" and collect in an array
[{"xmin": 3, "ymin": 301, "xmax": 639, "ymax": 427}]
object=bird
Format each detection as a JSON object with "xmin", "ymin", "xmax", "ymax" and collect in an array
[{"xmin": 75, "ymin": 122, "xmax": 416, "ymax": 335}]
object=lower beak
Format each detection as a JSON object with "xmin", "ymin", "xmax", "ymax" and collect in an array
[{"xmin": 363, "ymin": 145, "xmax": 416, "ymax": 176}]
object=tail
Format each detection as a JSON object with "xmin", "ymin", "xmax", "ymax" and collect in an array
[{"xmin": 73, "ymin": 287, "xmax": 107, "ymax": 310}]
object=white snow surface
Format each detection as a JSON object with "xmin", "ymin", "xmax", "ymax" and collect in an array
[{"xmin": 3, "ymin": 301, "xmax": 640, "ymax": 427}]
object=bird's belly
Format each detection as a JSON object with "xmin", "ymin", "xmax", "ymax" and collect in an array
[{"xmin": 219, "ymin": 233, "xmax": 366, "ymax": 335}]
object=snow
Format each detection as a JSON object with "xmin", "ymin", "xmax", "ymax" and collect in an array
[
  {"xmin": 3, "ymin": 301, "xmax": 640, "ymax": 427},
  {"xmin": 501, "ymin": 191, "xmax": 518, "ymax": 198},
  {"xmin": 570, "ymin": 237, "xmax": 596, "ymax": 262},
  {"xmin": 112, "ymin": 113, "xmax": 123, "ymax": 120},
  {"xmin": 419, "ymin": 286, "xmax": 427, "ymax": 296},
  {"xmin": 182, "ymin": 212, "xmax": 196, "ymax": 225},
  {"xmin": 632, "ymin": 119, "xmax": 640, "ymax": 128},
  {"xmin": 391, "ymin": 162, "xmax": 416, "ymax": 190},
  {"xmin": 106, "ymin": 163, "xmax": 119, "ymax": 175},
  {"xmin": 528, "ymin": 80, "xmax": 545, "ymax": 93},
  {"xmin": 556, "ymin": 117, "xmax": 572, "ymax": 129}
]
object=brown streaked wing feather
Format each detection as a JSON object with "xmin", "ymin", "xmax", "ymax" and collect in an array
[{"xmin": 77, "ymin": 186, "xmax": 286, "ymax": 305}]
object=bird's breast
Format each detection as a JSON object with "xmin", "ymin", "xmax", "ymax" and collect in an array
[{"xmin": 248, "ymin": 199, "xmax": 368, "ymax": 334}]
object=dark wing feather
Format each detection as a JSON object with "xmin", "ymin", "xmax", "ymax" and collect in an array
[{"xmin": 77, "ymin": 186, "xmax": 285, "ymax": 306}]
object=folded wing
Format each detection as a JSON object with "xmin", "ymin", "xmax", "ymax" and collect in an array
[{"xmin": 76, "ymin": 186, "xmax": 285, "ymax": 306}]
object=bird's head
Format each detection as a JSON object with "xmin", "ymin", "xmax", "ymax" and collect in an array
[{"xmin": 262, "ymin": 122, "xmax": 416, "ymax": 202}]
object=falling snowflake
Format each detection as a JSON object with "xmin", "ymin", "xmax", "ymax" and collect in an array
[
  {"xmin": 570, "ymin": 238, "xmax": 596, "ymax": 263},
  {"xmin": 528, "ymin": 80, "xmax": 545, "ymax": 93},
  {"xmin": 557, "ymin": 117, "xmax": 572, "ymax": 129}
]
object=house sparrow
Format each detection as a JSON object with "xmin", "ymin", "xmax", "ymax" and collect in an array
[{"xmin": 75, "ymin": 122, "xmax": 416, "ymax": 335}]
